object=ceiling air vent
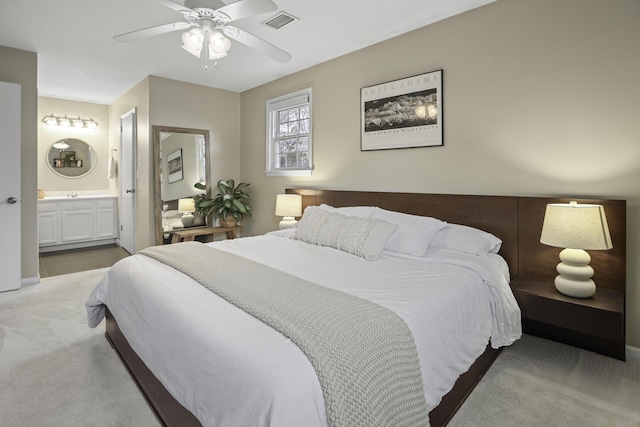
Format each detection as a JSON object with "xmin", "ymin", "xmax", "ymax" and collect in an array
[{"xmin": 262, "ymin": 12, "xmax": 298, "ymax": 30}]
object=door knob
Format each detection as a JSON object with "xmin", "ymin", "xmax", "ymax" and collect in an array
[
  {"xmin": 126, "ymin": 189, "xmax": 135, "ymax": 194},
  {"xmin": 7, "ymin": 197, "xmax": 17, "ymax": 204}
]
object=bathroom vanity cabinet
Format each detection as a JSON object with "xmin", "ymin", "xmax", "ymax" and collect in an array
[{"xmin": 38, "ymin": 196, "xmax": 118, "ymax": 252}]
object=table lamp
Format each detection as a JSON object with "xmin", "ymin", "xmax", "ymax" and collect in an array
[
  {"xmin": 540, "ymin": 201, "xmax": 613, "ymax": 298},
  {"xmin": 275, "ymin": 194, "xmax": 302, "ymax": 229},
  {"xmin": 178, "ymin": 198, "xmax": 196, "ymax": 227}
]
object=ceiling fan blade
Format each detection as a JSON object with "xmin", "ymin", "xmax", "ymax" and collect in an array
[
  {"xmin": 114, "ymin": 22, "xmax": 191, "ymax": 43},
  {"xmin": 218, "ymin": 0, "xmax": 277, "ymax": 22},
  {"xmin": 156, "ymin": 0, "xmax": 196, "ymax": 15},
  {"xmin": 224, "ymin": 26, "xmax": 291, "ymax": 63}
]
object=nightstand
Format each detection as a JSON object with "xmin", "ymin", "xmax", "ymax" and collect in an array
[{"xmin": 510, "ymin": 276, "xmax": 625, "ymax": 360}]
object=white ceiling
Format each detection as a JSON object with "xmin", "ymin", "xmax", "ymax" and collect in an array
[{"xmin": 0, "ymin": 0, "xmax": 493, "ymax": 105}]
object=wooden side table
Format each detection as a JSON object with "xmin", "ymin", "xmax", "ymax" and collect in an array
[
  {"xmin": 170, "ymin": 226, "xmax": 243, "ymax": 244},
  {"xmin": 510, "ymin": 276, "xmax": 625, "ymax": 360}
]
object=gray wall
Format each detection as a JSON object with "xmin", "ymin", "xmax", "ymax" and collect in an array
[{"xmin": 240, "ymin": 0, "xmax": 640, "ymax": 346}]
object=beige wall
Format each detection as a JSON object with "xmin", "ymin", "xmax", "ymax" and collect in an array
[
  {"xmin": 240, "ymin": 0, "xmax": 640, "ymax": 346},
  {"xmin": 149, "ymin": 76, "xmax": 241, "ymax": 186},
  {"xmin": 108, "ymin": 76, "xmax": 241, "ymax": 250},
  {"xmin": 0, "ymin": 46, "xmax": 38, "ymax": 282},
  {"xmin": 149, "ymin": 76, "xmax": 242, "ymax": 240},
  {"xmin": 108, "ymin": 77, "xmax": 151, "ymax": 252},
  {"xmin": 38, "ymin": 97, "xmax": 110, "ymax": 192},
  {"xmin": 160, "ymin": 133, "xmax": 203, "ymax": 202}
]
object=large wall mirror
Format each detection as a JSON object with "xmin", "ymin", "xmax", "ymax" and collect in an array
[
  {"xmin": 153, "ymin": 126, "xmax": 211, "ymax": 245},
  {"xmin": 46, "ymin": 138, "xmax": 97, "ymax": 178}
]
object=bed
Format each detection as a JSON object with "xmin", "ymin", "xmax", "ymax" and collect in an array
[{"xmin": 85, "ymin": 189, "xmax": 626, "ymax": 427}]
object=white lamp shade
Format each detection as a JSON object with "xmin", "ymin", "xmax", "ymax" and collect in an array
[
  {"xmin": 540, "ymin": 202, "xmax": 612, "ymax": 250},
  {"xmin": 275, "ymin": 194, "xmax": 302, "ymax": 217},
  {"xmin": 210, "ymin": 31, "xmax": 231, "ymax": 54},
  {"xmin": 178, "ymin": 198, "xmax": 195, "ymax": 213},
  {"xmin": 182, "ymin": 28, "xmax": 204, "ymax": 55}
]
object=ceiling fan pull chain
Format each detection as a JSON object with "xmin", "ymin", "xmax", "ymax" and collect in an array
[{"xmin": 201, "ymin": 28, "xmax": 211, "ymax": 70}]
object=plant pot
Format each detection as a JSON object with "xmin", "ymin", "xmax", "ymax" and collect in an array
[{"xmin": 220, "ymin": 215, "xmax": 238, "ymax": 228}]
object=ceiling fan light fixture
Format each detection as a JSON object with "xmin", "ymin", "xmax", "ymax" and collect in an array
[
  {"xmin": 115, "ymin": 0, "xmax": 292, "ymax": 67},
  {"xmin": 181, "ymin": 28, "xmax": 231, "ymax": 65},
  {"xmin": 182, "ymin": 28, "xmax": 205, "ymax": 57},
  {"xmin": 210, "ymin": 31, "xmax": 231, "ymax": 55}
]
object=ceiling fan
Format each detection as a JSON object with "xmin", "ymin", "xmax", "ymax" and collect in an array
[{"xmin": 114, "ymin": 0, "xmax": 291, "ymax": 69}]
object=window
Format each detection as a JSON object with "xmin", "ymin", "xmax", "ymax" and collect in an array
[
  {"xmin": 195, "ymin": 136, "xmax": 206, "ymax": 184},
  {"xmin": 266, "ymin": 88, "xmax": 313, "ymax": 176}
]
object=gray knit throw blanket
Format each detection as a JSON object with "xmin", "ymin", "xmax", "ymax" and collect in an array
[{"xmin": 140, "ymin": 242, "xmax": 429, "ymax": 427}]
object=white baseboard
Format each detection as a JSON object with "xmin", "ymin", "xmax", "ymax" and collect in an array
[
  {"xmin": 39, "ymin": 238, "xmax": 117, "ymax": 253},
  {"xmin": 627, "ymin": 345, "xmax": 640, "ymax": 360},
  {"xmin": 21, "ymin": 276, "xmax": 40, "ymax": 286}
]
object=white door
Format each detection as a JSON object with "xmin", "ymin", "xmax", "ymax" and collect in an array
[
  {"xmin": 119, "ymin": 109, "xmax": 136, "ymax": 254},
  {"xmin": 0, "ymin": 82, "xmax": 21, "ymax": 292}
]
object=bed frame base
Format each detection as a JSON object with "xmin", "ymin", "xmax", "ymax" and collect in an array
[
  {"xmin": 428, "ymin": 345, "xmax": 501, "ymax": 426},
  {"xmin": 105, "ymin": 309, "xmax": 201, "ymax": 427},
  {"xmin": 105, "ymin": 308, "xmax": 499, "ymax": 427}
]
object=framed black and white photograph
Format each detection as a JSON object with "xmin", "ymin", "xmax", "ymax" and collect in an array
[
  {"xmin": 167, "ymin": 149, "xmax": 183, "ymax": 184},
  {"xmin": 361, "ymin": 69, "xmax": 443, "ymax": 151}
]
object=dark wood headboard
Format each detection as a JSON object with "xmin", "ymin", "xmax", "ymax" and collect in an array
[{"xmin": 286, "ymin": 189, "xmax": 626, "ymax": 294}]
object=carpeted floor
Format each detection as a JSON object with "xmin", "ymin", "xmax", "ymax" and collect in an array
[
  {"xmin": 1, "ymin": 268, "xmax": 639, "ymax": 426},
  {"xmin": 448, "ymin": 336, "xmax": 640, "ymax": 426},
  {"xmin": 0, "ymin": 268, "xmax": 158, "ymax": 427}
]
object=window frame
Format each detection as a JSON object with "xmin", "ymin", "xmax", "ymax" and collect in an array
[{"xmin": 265, "ymin": 88, "xmax": 313, "ymax": 176}]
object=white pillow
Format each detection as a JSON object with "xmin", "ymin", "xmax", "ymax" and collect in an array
[
  {"xmin": 296, "ymin": 206, "xmax": 397, "ymax": 261},
  {"xmin": 318, "ymin": 204, "xmax": 375, "ymax": 219},
  {"xmin": 430, "ymin": 223, "xmax": 502, "ymax": 255},
  {"xmin": 487, "ymin": 253, "xmax": 510, "ymax": 281},
  {"xmin": 370, "ymin": 208, "xmax": 446, "ymax": 257}
]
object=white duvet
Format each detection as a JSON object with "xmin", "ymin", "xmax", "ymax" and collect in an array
[{"xmin": 86, "ymin": 231, "xmax": 521, "ymax": 427}]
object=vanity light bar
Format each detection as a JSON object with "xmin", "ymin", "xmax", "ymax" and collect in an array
[{"xmin": 42, "ymin": 114, "xmax": 98, "ymax": 129}]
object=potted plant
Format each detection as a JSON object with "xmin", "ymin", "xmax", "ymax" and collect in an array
[
  {"xmin": 63, "ymin": 152, "xmax": 75, "ymax": 167},
  {"xmin": 193, "ymin": 179, "xmax": 252, "ymax": 227}
]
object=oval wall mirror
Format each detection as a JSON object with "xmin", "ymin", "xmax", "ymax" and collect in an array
[{"xmin": 46, "ymin": 138, "xmax": 97, "ymax": 178}]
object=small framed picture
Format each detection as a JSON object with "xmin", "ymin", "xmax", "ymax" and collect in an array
[{"xmin": 167, "ymin": 149, "xmax": 183, "ymax": 183}]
